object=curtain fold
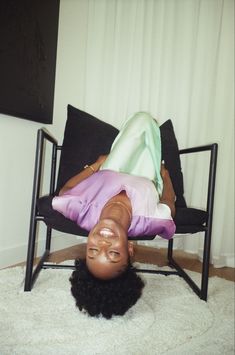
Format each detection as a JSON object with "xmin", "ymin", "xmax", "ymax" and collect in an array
[{"xmin": 59, "ymin": 0, "xmax": 234, "ymax": 267}]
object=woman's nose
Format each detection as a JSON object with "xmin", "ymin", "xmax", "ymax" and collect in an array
[{"xmin": 98, "ymin": 239, "xmax": 112, "ymax": 246}]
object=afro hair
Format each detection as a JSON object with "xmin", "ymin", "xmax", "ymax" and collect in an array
[{"xmin": 70, "ymin": 259, "xmax": 145, "ymax": 319}]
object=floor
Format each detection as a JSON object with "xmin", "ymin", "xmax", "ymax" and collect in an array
[{"xmin": 45, "ymin": 243, "xmax": 235, "ymax": 282}]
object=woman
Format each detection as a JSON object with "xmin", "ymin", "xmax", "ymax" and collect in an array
[{"xmin": 52, "ymin": 112, "xmax": 176, "ymax": 318}]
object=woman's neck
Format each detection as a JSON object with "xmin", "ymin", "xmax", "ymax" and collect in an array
[{"xmin": 99, "ymin": 191, "xmax": 132, "ymax": 230}]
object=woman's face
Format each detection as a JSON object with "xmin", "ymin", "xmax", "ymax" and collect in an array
[{"xmin": 86, "ymin": 218, "xmax": 133, "ymax": 280}]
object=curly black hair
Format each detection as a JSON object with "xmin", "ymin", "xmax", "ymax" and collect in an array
[{"xmin": 69, "ymin": 259, "xmax": 144, "ymax": 319}]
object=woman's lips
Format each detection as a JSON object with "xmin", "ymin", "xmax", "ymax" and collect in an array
[{"xmin": 99, "ymin": 228, "xmax": 115, "ymax": 237}]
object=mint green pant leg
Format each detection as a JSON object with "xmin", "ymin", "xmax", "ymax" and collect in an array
[{"xmin": 101, "ymin": 112, "xmax": 163, "ymax": 195}]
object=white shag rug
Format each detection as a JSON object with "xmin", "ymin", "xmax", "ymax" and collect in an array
[{"xmin": 0, "ymin": 262, "xmax": 234, "ymax": 355}]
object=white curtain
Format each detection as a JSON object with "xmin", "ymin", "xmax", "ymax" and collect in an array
[{"xmin": 58, "ymin": 0, "xmax": 234, "ymax": 267}]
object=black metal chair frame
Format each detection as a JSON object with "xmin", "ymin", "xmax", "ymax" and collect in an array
[{"xmin": 24, "ymin": 128, "xmax": 218, "ymax": 302}]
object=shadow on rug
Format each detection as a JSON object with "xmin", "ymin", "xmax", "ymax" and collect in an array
[{"xmin": 0, "ymin": 262, "xmax": 234, "ymax": 355}]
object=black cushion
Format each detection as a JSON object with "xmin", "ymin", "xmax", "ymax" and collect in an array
[
  {"xmin": 38, "ymin": 196, "xmax": 157, "ymax": 239},
  {"xmin": 37, "ymin": 196, "xmax": 89, "ymax": 236},
  {"xmin": 55, "ymin": 104, "xmax": 119, "ymax": 194},
  {"xmin": 37, "ymin": 105, "xmax": 205, "ymax": 237},
  {"xmin": 174, "ymin": 207, "xmax": 207, "ymax": 226},
  {"xmin": 37, "ymin": 197, "xmax": 207, "ymax": 237},
  {"xmin": 160, "ymin": 120, "xmax": 186, "ymax": 207},
  {"xmin": 174, "ymin": 207, "xmax": 207, "ymax": 234}
]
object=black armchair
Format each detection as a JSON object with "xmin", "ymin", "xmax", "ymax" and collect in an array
[{"xmin": 24, "ymin": 105, "xmax": 218, "ymax": 302}]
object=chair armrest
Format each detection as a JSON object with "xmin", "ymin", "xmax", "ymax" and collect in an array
[
  {"xmin": 179, "ymin": 143, "xmax": 218, "ymax": 227},
  {"xmin": 39, "ymin": 127, "xmax": 58, "ymax": 146},
  {"xmin": 179, "ymin": 143, "xmax": 218, "ymax": 155}
]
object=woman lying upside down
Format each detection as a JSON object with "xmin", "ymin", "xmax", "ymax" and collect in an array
[{"xmin": 52, "ymin": 112, "xmax": 176, "ymax": 319}]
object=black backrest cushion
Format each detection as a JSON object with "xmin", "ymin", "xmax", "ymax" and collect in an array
[
  {"xmin": 160, "ymin": 120, "xmax": 186, "ymax": 207},
  {"xmin": 56, "ymin": 105, "xmax": 186, "ymax": 207},
  {"xmin": 55, "ymin": 105, "xmax": 119, "ymax": 194}
]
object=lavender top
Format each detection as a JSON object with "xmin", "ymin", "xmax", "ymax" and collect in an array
[{"xmin": 52, "ymin": 170, "xmax": 175, "ymax": 239}]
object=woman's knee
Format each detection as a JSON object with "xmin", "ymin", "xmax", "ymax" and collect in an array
[{"xmin": 128, "ymin": 112, "xmax": 156, "ymax": 130}]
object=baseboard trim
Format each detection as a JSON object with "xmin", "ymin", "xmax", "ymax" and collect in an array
[{"xmin": 0, "ymin": 233, "xmax": 83, "ymax": 269}]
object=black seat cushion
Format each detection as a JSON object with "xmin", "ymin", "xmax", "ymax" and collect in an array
[
  {"xmin": 37, "ymin": 104, "xmax": 205, "ymax": 238},
  {"xmin": 174, "ymin": 207, "xmax": 207, "ymax": 234},
  {"xmin": 37, "ymin": 196, "xmax": 156, "ymax": 239},
  {"xmin": 174, "ymin": 207, "xmax": 207, "ymax": 226},
  {"xmin": 37, "ymin": 196, "xmax": 89, "ymax": 237},
  {"xmin": 37, "ymin": 197, "xmax": 207, "ymax": 237}
]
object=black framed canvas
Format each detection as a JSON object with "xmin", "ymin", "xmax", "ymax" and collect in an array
[{"xmin": 0, "ymin": 0, "xmax": 60, "ymax": 124}]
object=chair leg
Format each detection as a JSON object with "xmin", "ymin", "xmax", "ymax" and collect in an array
[
  {"xmin": 24, "ymin": 216, "xmax": 38, "ymax": 291},
  {"xmin": 200, "ymin": 228, "xmax": 212, "ymax": 301},
  {"xmin": 45, "ymin": 226, "xmax": 52, "ymax": 251},
  {"xmin": 167, "ymin": 238, "xmax": 173, "ymax": 262},
  {"xmin": 24, "ymin": 220, "xmax": 53, "ymax": 291},
  {"xmin": 167, "ymin": 234, "xmax": 209, "ymax": 301}
]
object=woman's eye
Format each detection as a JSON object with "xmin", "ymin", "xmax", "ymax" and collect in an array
[
  {"xmin": 89, "ymin": 248, "xmax": 99, "ymax": 255},
  {"xmin": 109, "ymin": 251, "xmax": 120, "ymax": 258}
]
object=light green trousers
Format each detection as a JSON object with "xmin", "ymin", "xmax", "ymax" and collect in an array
[{"xmin": 101, "ymin": 112, "xmax": 163, "ymax": 195}]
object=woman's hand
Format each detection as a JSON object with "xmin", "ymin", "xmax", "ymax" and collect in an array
[
  {"xmin": 94, "ymin": 155, "xmax": 108, "ymax": 171},
  {"xmin": 160, "ymin": 162, "xmax": 169, "ymax": 180},
  {"xmin": 58, "ymin": 154, "xmax": 109, "ymax": 196},
  {"xmin": 160, "ymin": 162, "xmax": 176, "ymax": 217}
]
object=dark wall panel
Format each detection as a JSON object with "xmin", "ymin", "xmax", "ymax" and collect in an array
[{"xmin": 0, "ymin": 0, "xmax": 60, "ymax": 124}]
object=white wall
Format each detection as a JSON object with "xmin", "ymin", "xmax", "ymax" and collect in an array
[
  {"xmin": 0, "ymin": 1, "xmax": 81, "ymax": 269},
  {"xmin": 0, "ymin": 111, "xmax": 81, "ymax": 269}
]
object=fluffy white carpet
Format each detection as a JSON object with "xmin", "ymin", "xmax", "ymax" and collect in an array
[{"xmin": 0, "ymin": 262, "xmax": 234, "ymax": 355}]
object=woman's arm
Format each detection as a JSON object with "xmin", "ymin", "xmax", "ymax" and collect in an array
[
  {"xmin": 159, "ymin": 164, "xmax": 176, "ymax": 218},
  {"xmin": 59, "ymin": 155, "xmax": 108, "ymax": 196}
]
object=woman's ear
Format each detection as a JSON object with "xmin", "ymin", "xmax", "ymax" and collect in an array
[{"xmin": 128, "ymin": 241, "xmax": 134, "ymax": 257}]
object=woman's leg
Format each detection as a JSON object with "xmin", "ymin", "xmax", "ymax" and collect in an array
[{"xmin": 101, "ymin": 112, "xmax": 163, "ymax": 195}]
